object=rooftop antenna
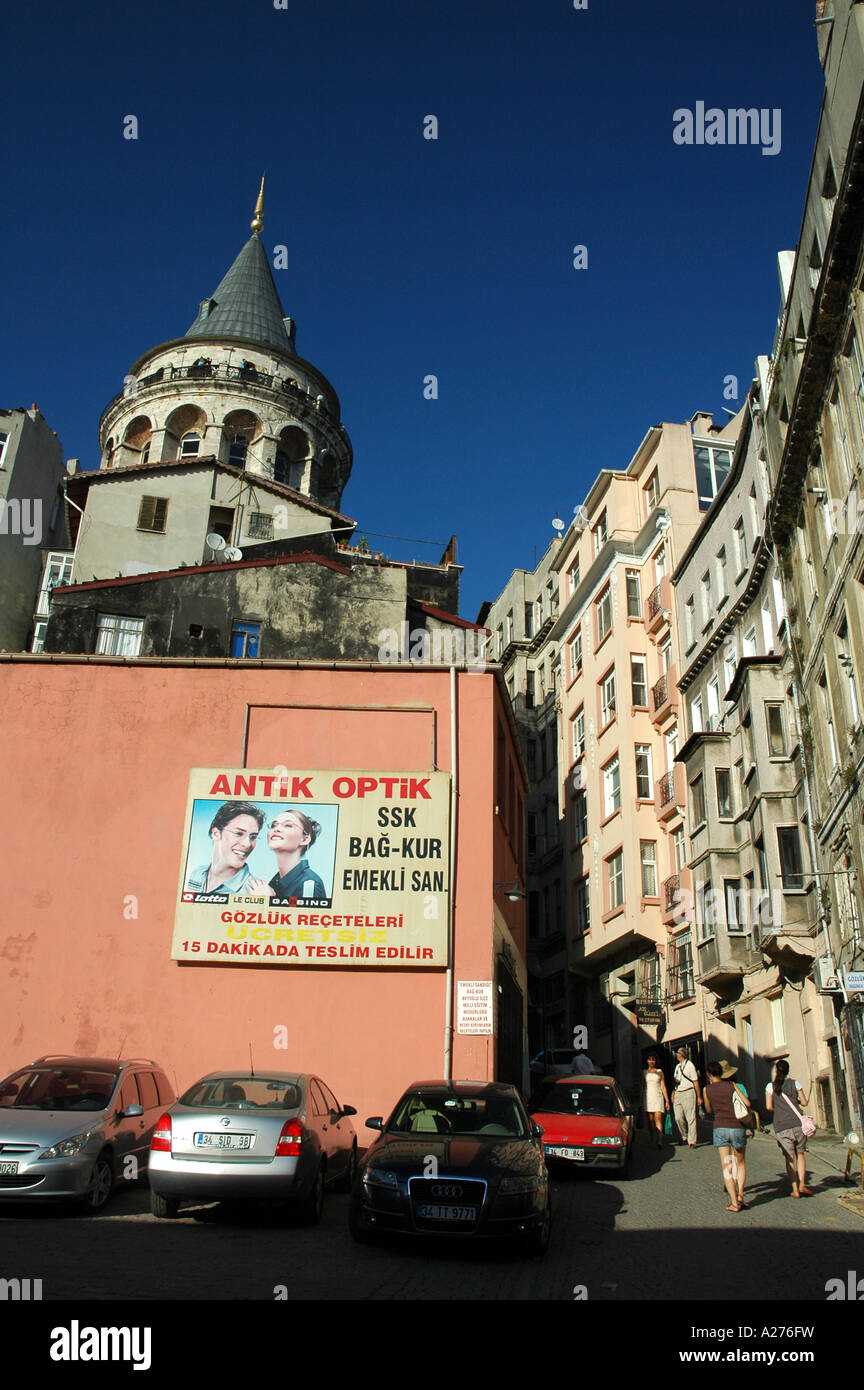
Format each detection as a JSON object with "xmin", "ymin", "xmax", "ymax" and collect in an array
[{"xmin": 248, "ymin": 1042, "xmax": 255, "ymax": 1078}]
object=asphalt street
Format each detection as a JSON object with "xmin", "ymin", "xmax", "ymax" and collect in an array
[{"xmin": 1, "ymin": 1127, "xmax": 861, "ymax": 1304}]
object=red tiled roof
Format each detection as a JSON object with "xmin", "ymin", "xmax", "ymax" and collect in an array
[{"xmin": 57, "ymin": 550, "xmax": 352, "ymax": 595}]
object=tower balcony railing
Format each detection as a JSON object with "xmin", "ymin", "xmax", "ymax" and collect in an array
[
  {"xmin": 650, "ymin": 665, "xmax": 679, "ymax": 726},
  {"xmin": 644, "ymin": 576, "xmax": 673, "ymax": 636},
  {"xmin": 100, "ymin": 362, "xmax": 343, "ymax": 430}
]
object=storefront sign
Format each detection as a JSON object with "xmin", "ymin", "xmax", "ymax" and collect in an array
[
  {"xmin": 635, "ymin": 1004, "xmax": 664, "ymax": 1026},
  {"xmin": 457, "ymin": 981, "xmax": 494, "ymax": 1034},
  {"xmin": 171, "ymin": 768, "xmax": 450, "ymax": 967}
]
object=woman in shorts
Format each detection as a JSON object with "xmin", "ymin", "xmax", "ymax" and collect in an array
[
  {"xmin": 765, "ymin": 1059, "xmax": 812, "ymax": 1197},
  {"xmin": 704, "ymin": 1060, "xmax": 752, "ymax": 1211}
]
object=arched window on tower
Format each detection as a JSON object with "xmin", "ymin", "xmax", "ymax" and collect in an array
[
  {"xmin": 180, "ymin": 432, "xmax": 200, "ymax": 459},
  {"xmin": 227, "ymin": 433, "xmax": 249, "ymax": 467}
]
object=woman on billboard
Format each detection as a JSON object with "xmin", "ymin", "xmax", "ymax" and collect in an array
[{"xmin": 267, "ymin": 810, "xmax": 328, "ymax": 901}]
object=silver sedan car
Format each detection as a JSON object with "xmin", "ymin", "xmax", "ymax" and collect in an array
[{"xmin": 147, "ymin": 1071, "xmax": 357, "ymax": 1223}]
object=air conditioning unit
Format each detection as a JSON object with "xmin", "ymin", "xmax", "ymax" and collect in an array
[{"xmin": 815, "ymin": 957, "xmax": 840, "ymax": 993}]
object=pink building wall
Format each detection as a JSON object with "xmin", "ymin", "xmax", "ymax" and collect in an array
[{"xmin": 1, "ymin": 660, "xmax": 526, "ymax": 1133}]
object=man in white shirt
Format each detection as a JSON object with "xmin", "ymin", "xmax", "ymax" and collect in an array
[{"xmin": 671, "ymin": 1045, "xmax": 703, "ymax": 1147}]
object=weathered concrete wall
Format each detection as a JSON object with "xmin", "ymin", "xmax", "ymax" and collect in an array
[
  {"xmin": 47, "ymin": 553, "xmax": 410, "ymax": 660},
  {"xmin": 0, "ymin": 408, "xmax": 66, "ymax": 651}
]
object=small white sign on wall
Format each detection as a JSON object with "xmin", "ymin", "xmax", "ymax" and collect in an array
[{"xmin": 457, "ymin": 980, "xmax": 494, "ymax": 1034}]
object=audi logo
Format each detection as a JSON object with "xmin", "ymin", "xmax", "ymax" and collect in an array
[{"xmin": 430, "ymin": 1183, "xmax": 463, "ymax": 1198}]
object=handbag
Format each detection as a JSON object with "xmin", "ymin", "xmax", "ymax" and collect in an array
[
  {"xmin": 732, "ymin": 1083, "xmax": 756, "ymax": 1130},
  {"xmin": 663, "ymin": 1112, "xmax": 673, "ymax": 1136},
  {"xmin": 782, "ymin": 1088, "xmax": 817, "ymax": 1137}
]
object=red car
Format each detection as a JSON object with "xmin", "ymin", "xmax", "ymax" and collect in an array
[{"xmin": 529, "ymin": 1075, "xmax": 634, "ymax": 1178}]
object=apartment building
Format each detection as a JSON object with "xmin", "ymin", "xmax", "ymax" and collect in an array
[
  {"xmin": 478, "ymin": 541, "xmax": 564, "ymax": 1053},
  {"xmin": 549, "ymin": 412, "xmax": 740, "ymax": 1096},
  {"xmin": 759, "ymin": 0, "xmax": 864, "ymax": 1131},
  {"xmin": 672, "ymin": 373, "xmax": 841, "ymax": 1120}
]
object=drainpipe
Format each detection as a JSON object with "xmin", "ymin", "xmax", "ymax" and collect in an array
[{"xmin": 443, "ymin": 665, "xmax": 458, "ymax": 1080}]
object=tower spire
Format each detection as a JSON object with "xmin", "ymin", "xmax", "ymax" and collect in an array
[{"xmin": 251, "ymin": 174, "xmax": 265, "ymax": 234}]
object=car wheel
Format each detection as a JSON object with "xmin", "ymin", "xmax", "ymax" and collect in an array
[
  {"xmin": 348, "ymin": 1190, "xmax": 375, "ymax": 1244},
  {"xmin": 522, "ymin": 1199, "xmax": 552, "ymax": 1257},
  {"xmin": 335, "ymin": 1143, "xmax": 358, "ymax": 1193},
  {"xmin": 296, "ymin": 1164, "xmax": 325, "ymax": 1225},
  {"xmin": 150, "ymin": 1190, "xmax": 180, "ymax": 1219},
  {"xmin": 81, "ymin": 1153, "xmax": 114, "ymax": 1213}
]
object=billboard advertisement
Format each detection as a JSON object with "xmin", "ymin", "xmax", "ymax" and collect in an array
[{"xmin": 172, "ymin": 768, "xmax": 450, "ymax": 967}]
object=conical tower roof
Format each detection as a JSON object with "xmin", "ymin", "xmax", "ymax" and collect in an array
[{"xmin": 185, "ymin": 231, "xmax": 294, "ymax": 353}]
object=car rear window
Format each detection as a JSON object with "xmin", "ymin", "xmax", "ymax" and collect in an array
[
  {"xmin": 532, "ymin": 1082, "xmax": 621, "ymax": 1118},
  {"xmin": 180, "ymin": 1077, "xmax": 302, "ymax": 1110},
  {"xmin": 389, "ymin": 1090, "xmax": 529, "ymax": 1137},
  {"xmin": 0, "ymin": 1067, "xmax": 119, "ymax": 1111}
]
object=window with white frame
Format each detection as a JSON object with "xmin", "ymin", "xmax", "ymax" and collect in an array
[
  {"xmin": 694, "ymin": 444, "xmax": 732, "ymax": 510},
  {"xmin": 644, "ymin": 471, "xmax": 659, "ymax": 515},
  {"xmin": 836, "ymin": 615, "xmax": 861, "ymax": 725},
  {"xmin": 597, "ymin": 585, "xmax": 613, "ymax": 642},
  {"xmin": 569, "ymin": 626, "xmax": 583, "ymax": 680},
  {"xmin": 761, "ymin": 597, "xmax": 774, "ymax": 654},
  {"xmin": 701, "ymin": 571, "xmax": 712, "ymax": 626},
  {"xmin": 631, "ymin": 654, "xmax": 648, "ymax": 707},
  {"xmin": 777, "ymin": 826, "xmax": 805, "ymax": 889},
  {"xmin": 733, "ymin": 517, "xmax": 747, "ymax": 575},
  {"xmin": 830, "ymin": 381, "xmax": 854, "ymax": 483},
  {"xmin": 772, "ymin": 575, "xmax": 786, "ymax": 626},
  {"xmin": 626, "ymin": 568, "xmax": 641, "ymax": 618},
  {"xmin": 818, "ymin": 668, "xmax": 839, "ymax": 767},
  {"xmin": 696, "ymin": 879, "xmax": 715, "ymax": 940},
  {"xmin": 716, "ymin": 547, "xmax": 728, "ymax": 602},
  {"xmin": 603, "ymin": 755, "xmax": 621, "ymax": 817},
  {"xmin": 635, "ymin": 743, "xmax": 652, "ymax": 799},
  {"xmin": 572, "ymin": 706, "xmax": 585, "ymax": 757},
  {"xmin": 600, "ymin": 668, "xmax": 616, "ymax": 725},
  {"xmin": 95, "ymin": 614, "xmax": 145, "ymax": 656},
  {"xmin": 573, "ymin": 876, "xmax": 590, "ymax": 936},
  {"xmin": 607, "ymin": 849, "xmax": 624, "ymax": 910},
  {"xmin": 748, "ymin": 485, "xmax": 760, "ymax": 541},
  {"xmin": 568, "ymin": 557, "xmax": 581, "ymax": 596},
  {"xmin": 742, "ymin": 627, "xmax": 757, "ymax": 658},
  {"xmin": 593, "ymin": 510, "xmax": 608, "ymax": 555},
  {"xmin": 673, "ymin": 826, "xmax": 687, "ymax": 871},
  {"xmin": 724, "ymin": 646, "xmax": 737, "ymax": 693},
  {"xmin": 725, "ymin": 878, "xmax": 742, "ymax": 931},
  {"xmin": 770, "ymin": 996, "xmax": 787, "ymax": 1048},
  {"xmin": 0, "ymin": 431, "xmax": 9, "ymax": 466},
  {"xmin": 573, "ymin": 790, "xmax": 588, "ymax": 842},
  {"xmin": 715, "ymin": 767, "xmax": 732, "ymax": 818},
  {"xmin": 690, "ymin": 694, "xmax": 704, "ymax": 734},
  {"xmin": 36, "ymin": 552, "xmax": 74, "ymax": 617},
  {"xmin": 845, "ymin": 322, "xmax": 864, "ymax": 440},
  {"xmin": 690, "ymin": 774, "xmax": 706, "ymax": 826},
  {"xmin": 765, "ymin": 702, "xmax": 787, "ymax": 757},
  {"xmin": 640, "ymin": 841, "xmax": 658, "ymax": 897},
  {"xmin": 707, "ymin": 676, "xmax": 720, "ymax": 728},
  {"xmin": 654, "ymin": 544, "xmax": 666, "ymax": 582},
  {"xmin": 180, "ymin": 432, "xmax": 200, "ymax": 458},
  {"xmin": 668, "ymin": 930, "xmax": 695, "ymax": 1002}
]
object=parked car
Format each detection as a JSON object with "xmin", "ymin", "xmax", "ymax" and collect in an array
[
  {"xmin": 147, "ymin": 1071, "xmax": 357, "ymax": 1222},
  {"xmin": 529, "ymin": 1074, "xmax": 634, "ymax": 1178},
  {"xmin": 529, "ymin": 1048, "xmax": 583, "ymax": 1086},
  {"xmin": 0, "ymin": 1054, "xmax": 175, "ymax": 1211},
  {"xmin": 349, "ymin": 1080, "xmax": 551, "ymax": 1254}
]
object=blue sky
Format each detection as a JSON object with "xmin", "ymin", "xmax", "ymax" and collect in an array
[{"xmin": 2, "ymin": 0, "xmax": 823, "ymax": 619}]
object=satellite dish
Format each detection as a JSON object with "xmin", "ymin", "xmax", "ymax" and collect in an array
[
  {"xmin": 552, "ymin": 517, "xmax": 565, "ymax": 534},
  {"xmin": 224, "ymin": 546, "xmax": 243, "ymax": 561},
  {"xmin": 206, "ymin": 533, "xmax": 226, "ymax": 551}
]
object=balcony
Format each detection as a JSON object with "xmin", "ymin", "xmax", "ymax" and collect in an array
[
  {"xmin": 661, "ymin": 867, "xmax": 694, "ymax": 926},
  {"xmin": 645, "ymin": 576, "xmax": 673, "ymax": 636},
  {"xmin": 654, "ymin": 762, "xmax": 686, "ymax": 821},
  {"xmin": 696, "ymin": 935, "xmax": 745, "ymax": 996},
  {"xmin": 650, "ymin": 665, "xmax": 679, "ymax": 726}
]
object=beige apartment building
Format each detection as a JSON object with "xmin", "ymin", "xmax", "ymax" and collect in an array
[
  {"xmin": 759, "ymin": 0, "xmax": 864, "ymax": 1131},
  {"xmin": 549, "ymin": 412, "xmax": 740, "ymax": 1098},
  {"xmin": 478, "ymin": 541, "xmax": 565, "ymax": 1056},
  {"xmin": 672, "ymin": 369, "xmax": 843, "ymax": 1124}
]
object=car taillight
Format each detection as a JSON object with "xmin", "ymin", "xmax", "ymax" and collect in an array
[
  {"xmin": 151, "ymin": 1113, "xmax": 172, "ymax": 1152},
  {"xmin": 275, "ymin": 1118, "xmax": 303, "ymax": 1156}
]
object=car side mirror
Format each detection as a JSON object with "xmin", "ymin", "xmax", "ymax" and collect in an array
[
  {"xmin": 341, "ymin": 1104, "xmax": 357, "ymax": 1117},
  {"xmin": 365, "ymin": 1116, "xmax": 384, "ymax": 1131},
  {"xmin": 531, "ymin": 1122, "xmax": 544, "ymax": 1139},
  {"xmin": 122, "ymin": 1105, "xmax": 144, "ymax": 1118}
]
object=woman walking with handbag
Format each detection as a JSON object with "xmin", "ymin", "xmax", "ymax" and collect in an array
[
  {"xmin": 704, "ymin": 1060, "xmax": 753, "ymax": 1211},
  {"xmin": 643, "ymin": 1054, "xmax": 671, "ymax": 1149},
  {"xmin": 765, "ymin": 1060, "xmax": 814, "ymax": 1198}
]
